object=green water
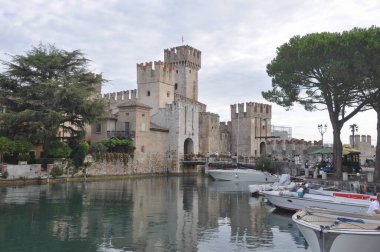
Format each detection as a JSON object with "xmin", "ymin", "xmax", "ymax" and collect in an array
[{"xmin": 0, "ymin": 176, "xmax": 309, "ymax": 251}]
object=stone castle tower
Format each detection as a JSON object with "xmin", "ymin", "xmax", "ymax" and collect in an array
[
  {"xmin": 90, "ymin": 44, "xmax": 273, "ymax": 172},
  {"xmin": 229, "ymin": 102, "xmax": 272, "ymax": 157},
  {"xmin": 164, "ymin": 46, "xmax": 201, "ymax": 101}
]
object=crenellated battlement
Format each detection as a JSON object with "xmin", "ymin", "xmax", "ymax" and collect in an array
[
  {"xmin": 103, "ymin": 89, "xmax": 138, "ymax": 104},
  {"xmin": 230, "ymin": 102, "xmax": 272, "ymax": 119},
  {"xmin": 137, "ymin": 61, "xmax": 174, "ymax": 84},
  {"xmin": 200, "ymin": 111, "xmax": 220, "ymax": 121},
  {"xmin": 174, "ymin": 93, "xmax": 206, "ymax": 112},
  {"xmin": 164, "ymin": 45, "xmax": 201, "ymax": 69},
  {"xmin": 350, "ymin": 135, "xmax": 372, "ymax": 145}
]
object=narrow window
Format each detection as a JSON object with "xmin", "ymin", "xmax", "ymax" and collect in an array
[
  {"xmin": 95, "ymin": 123, "xmax": 101, "ymax": 133},
  {"xmin": 176, "ymin": 70, "xmax": 178, "ymax": 74},
  {"xmin": 125, "ymin": 122, "xmax": 130, "ymax": 132},
  {"xmin": 175, "ymin": 83, "xmax": 178, "ymax": 90},
  {"xmin": 147, "ymin": 91, "xmax": 150, "ymax": 96},
  {"xmin": 167, "ymin": 91, "xmax": 170, "ymax": 97}
]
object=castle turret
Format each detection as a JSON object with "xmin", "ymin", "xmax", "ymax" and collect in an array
[
  {"xmin": 164, "ymin": 45, "xmax": 201, "ymax": 101},
  {"xmin": 137, "ymin": 61, "xmax": 175, "ymax": 115},
  {"xmin": 230, "ymin": 102, "xmax": 272, "ymax": 157}
]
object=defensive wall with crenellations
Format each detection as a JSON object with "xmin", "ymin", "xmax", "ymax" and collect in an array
[
  {"xmin": 230, "ymin": 102, "xmax": 271, "ymax": 119},
  {"xmin": 164, "ymin": 45, "xmax": 201, "ymax": 69},
  {"xmin": 137, "ymin": 61, "xmax": 175, "ymax": 84}
]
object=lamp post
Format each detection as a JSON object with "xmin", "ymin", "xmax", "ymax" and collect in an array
[
  {"xmin": 318, "ymin": 124, "xmax": 327, "ymax": 148},
  {"xmin": 349, "ymin": 124, "xmax": 358, "ymax": 148}
]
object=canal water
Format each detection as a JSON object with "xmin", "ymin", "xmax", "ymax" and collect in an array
[{"xmin": 0, "ymin": 176, "xmax": 309, "ymax": 251}]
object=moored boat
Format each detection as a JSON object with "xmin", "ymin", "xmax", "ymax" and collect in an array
[
  {"xmin": 249, "ymin": 174, "xmax": 296, "ymax": 195},
  {"xmin": 292, "ymin": 207, "xmax": 380, "ymax": 252},
  {"xmin": 262, "ymin": 190, "xmax": 376, "ymax": 213},
  {"xmin": 207, "ymin": 168, "xmax": 279, "ymax": 183}
]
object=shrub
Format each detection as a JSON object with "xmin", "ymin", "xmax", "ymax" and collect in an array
[
  {"xmin": 256, "ymin": 155, "xmax": 278, "ymax": 174},
  {"xmin": 18, "ymin": 152, "xmax": 30, "ymax": 162},
  {"xmin": 90, "ymin": 142, "xmax": 107, "ymax": 153},
  {"xmin": 50, "ymin": 165, "xmax": 63, "ymax": 178},
  {"xmin": 100, "ymin": 138, "xmax": 134, "ymax": 152},
  {"xmin": 35, "ymin": 158, "xmax": 56, "ymax": 169},
  {"xmin": 45, "ymin": 141, "xmax": 72, "ymax": 158},
  {"xmin": 1, "ymin": 171, "xmax": 9, "ymax": 179},
  {"xmin": 71, "ymin": 141, "xmax": 90, "ymax": 168}
]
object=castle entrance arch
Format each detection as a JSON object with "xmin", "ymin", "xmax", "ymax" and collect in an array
[
  {"xmin": 260, "ymin": 142, "xmax": 266, "ymax": 156},
  {"xmin": 184, "ymin": 138, "xmax": 194, "ymax": 156}
]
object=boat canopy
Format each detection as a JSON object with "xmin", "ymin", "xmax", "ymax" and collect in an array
[{"xmin": 309, "ymin": 146, "xmax": 360, "ymax": 155}]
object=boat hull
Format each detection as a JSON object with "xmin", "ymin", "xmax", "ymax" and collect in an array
[
  {"xmin": 263, "ymin": 191, "xmax": 369, "ymax": 213},
  {"xmin": 293, "ymin": 209, "xmax": 380, "ymax": 252},
  {"xmin": 207, "ymin": 169, "xmax": 279, "ymax": 183},
  {"xmin": 295, "ymin": 222, "xmax": 380, "ymax": 252}
]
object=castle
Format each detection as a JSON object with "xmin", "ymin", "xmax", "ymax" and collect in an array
[{"xmin": 88, "ymin": 45, "xmax": 275, "ymax": 172}]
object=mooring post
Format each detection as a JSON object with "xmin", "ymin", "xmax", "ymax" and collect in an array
[{"xmin": 205, "ymin": 157, "xmax": 209, "ymax": 174}]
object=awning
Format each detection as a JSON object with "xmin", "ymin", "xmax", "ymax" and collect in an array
[{"xmin": 309, "ymin": 146, "xmax": 359, "ymax": 155}]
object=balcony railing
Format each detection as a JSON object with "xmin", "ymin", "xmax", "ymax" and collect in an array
[{"xmin": 106, "ymin": 131, "xmax": 135, "ymax": 139}]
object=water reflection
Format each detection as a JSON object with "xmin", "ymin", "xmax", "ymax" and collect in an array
[{"xmin": 0, "ymin": 176, "xmax": 309, "ymax": 251}]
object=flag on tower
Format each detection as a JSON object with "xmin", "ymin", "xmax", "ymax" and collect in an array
[{"xmin": 182, "ymin": 36, "xmax": 184, "ymax": 44}]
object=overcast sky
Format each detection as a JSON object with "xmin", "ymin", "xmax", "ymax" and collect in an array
[{"xmin": 1, "ymin": 0, "xmax": 379, "ymax": 145}]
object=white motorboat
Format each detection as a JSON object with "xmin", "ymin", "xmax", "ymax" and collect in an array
[
  {"xmin": 208, "ymin": 168, "xmax": 279, "ymax": 183},
  {"xmin": 262, "ymin": 190, "xmax": 376, "ymax": 213},
  {"xmin": 249, "ymin": 174, "xmax": 296, "ymax": 195},
  {"xmin": 292, "ymin": 207, "xmax": 380, "ymax": 252}
]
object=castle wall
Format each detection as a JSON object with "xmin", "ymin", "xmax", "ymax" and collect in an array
[
  {"xmin": 199, "ymin": 112, "xmax": 220, "ymax": 155},
  {"xmin": 151, "ymin": 98, "xmax": 201, "ymax": 171},
  {"xmin": 230, "ymin": 102, "xmax": 272, "ymax": 157},
  {"xmin": 103, "ymin": 89, "xmax": 138, "ymax": 107},
  {"xmin": 219, "ymin": 122, "xmax": 232, "ymax": 154},
  {"xmin": 266, "ymin": 139, "xmax": 319, "ymax": 164},
  {"xmin": 350, "ymin": 135, "xmax": 375, "ymax": 164},
  {"xmin": 89, "ymin": 119, "xmax": 115, "ymax": 144}
]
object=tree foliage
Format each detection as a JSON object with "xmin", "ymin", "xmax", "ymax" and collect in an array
[
  {"xmin": 262, "ymin": 29, "xmax": 370, "ymax": 178},
  {"xmin": 71, "ymin": 141, "xmax": 90, "ymax": 168},
  {"xmin": 351, "ymin": 26, "xmax": 380, "ymax": 180},
  {"xmin": 100, "ymin": 138, "xmax": 134, "ymax": 153},
  {"xmin": 0, "ymin": 137, "xmax": 33, "ymax": 162},
  {"xmin": 45, "ymin": 141, "xmax": 72, "ymax": 159},
  {"xmin": 0, "ymin": 136, "xmax": 12, "ymax": 162},
  {"xmin": 0, "ymin": 44, "xmax": 106, "ymax": 145},
  {"xmin": 255, "ymin": 155, "xmax": 278, "ymax": 174}
]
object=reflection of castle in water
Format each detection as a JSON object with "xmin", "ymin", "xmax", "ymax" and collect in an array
[
  {"xmin": 0, "ymin": 178, "xmax": 306, "ymax": 251},
  {"xmin": 265, "ymin": 209, "xmax": 308, "ymax": 248},
  {"xmin": 198, "ymin": 181, "xmax": 274, "ymax": 250}
]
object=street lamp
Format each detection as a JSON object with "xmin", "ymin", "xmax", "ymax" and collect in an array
[
  {"xmin": 318, "ymin": 124, "xmax": 327, "ymax": 148},
  {"xmin": 349, "ymin": 124, "xmax": 358, "ymax": 148}
]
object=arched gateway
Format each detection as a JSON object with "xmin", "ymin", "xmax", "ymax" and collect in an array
[
  {"xmin": 260, "ymin": 142, "xmax": 266, "ymax": 156},
  {"xmin": 184, "ymin": 138, "xmax": 194, "ymax": 156}
]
